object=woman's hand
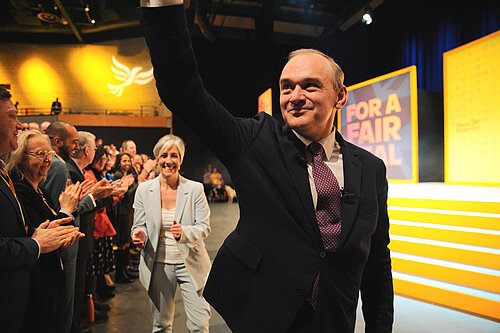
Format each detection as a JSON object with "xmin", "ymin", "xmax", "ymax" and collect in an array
[
  {"xmin": 121, "ymin": 174, "xmax": 135, "ymax": 188},
  {"xmin": 170, "ymin": 220, "xmax": 182, "ymax": 239},
  {"xmin": 59, "ymin": 179, "xmax": 82, "ymax": 213},
  {"xmin": 132, "ymin": 229, "xmax": 147, "ymax": 248}
]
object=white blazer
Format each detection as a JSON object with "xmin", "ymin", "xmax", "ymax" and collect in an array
[{"xmin": 132, "ymin": 175, "xmax": 211, "ymax": 292}]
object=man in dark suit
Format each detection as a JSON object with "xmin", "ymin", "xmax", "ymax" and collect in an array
[
  {"xmin": 139, "ymin": 2, "xmax": 393, "ymax": 332},
  {"xmin": 43, "ymin": 123, "xmax": 113, "ymax": 332},
  {"xmin": 66, "ymin": 131, "xmax": 115, "ymax": 331},
  {"xmin": 0, "ymin": 87, "xmax": 82, "ymax": 332}
]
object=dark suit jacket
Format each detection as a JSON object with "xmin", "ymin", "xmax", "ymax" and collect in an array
[
  {"xmin": 0, "ymin": 174, "xmax": 39, "ymax": 332},
  {"xmin": 12, "ymin": 175, "xmax": 68, "ymax": 332},
  {"xmin": 140, "ymin": 5, "xmax": 393, "ymax": 333}
]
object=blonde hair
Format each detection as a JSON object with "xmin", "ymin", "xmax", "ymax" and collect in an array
[
  {"xmin": 287, "ymin": 49, "xmax": 345, "ymax": 90},
  {"xmin": 6, "ymin": 130, "xmax": 51, "ymax": 181},
  {"xmin": 153, "ymin": 134, "xmax": 185, "ymax": 163}
]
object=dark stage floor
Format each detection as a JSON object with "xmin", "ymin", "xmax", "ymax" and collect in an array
[
  {"xmin": 93, "ymin": 202, "xmax": 237, "ymax": 333},
  {"xmin": 92, "ymin": 202, "xmax": 499, "ymax": 333}
]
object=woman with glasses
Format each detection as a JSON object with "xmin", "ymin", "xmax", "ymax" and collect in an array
[{"xmin": 6, "ymin": 130, "xmax": 81, "ymax": 333}]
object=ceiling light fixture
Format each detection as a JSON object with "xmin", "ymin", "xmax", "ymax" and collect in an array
[{"xmin": 361, "ymin": 9, "xmax": 373, "ymax": 25}]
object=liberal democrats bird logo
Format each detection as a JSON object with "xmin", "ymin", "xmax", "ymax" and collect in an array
[{"xmin": 107, "ymin": 56, "xmax": 154, "ymax": 97}]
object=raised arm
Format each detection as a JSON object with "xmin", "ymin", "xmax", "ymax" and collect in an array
[{"xmin": 139, "ymin": 3, "xmax": 261, "ymax": 165}]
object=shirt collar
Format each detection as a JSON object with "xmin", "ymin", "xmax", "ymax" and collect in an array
[
  {"xmin": 292, "ymin": 127, "xmax": 337, "ymax": 160},
  {"xmin": 71, "ymin": 157, "xmax": 84, "ymax": 175}
]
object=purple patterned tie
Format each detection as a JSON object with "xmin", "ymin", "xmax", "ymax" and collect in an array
[
  {"xmin": 309, "ymin": 142, "xmax": 342, "ymax": 248},
  {"xmin": 308, "ymin": 142, "xmax": 342, "ymax": 308}
]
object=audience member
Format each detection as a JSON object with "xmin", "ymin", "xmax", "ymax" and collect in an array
[
  {"xmin": 84, "ymin": 148, "xmax": 122, "ymax": 311},
  {"xmin": 43, "ymin": 123, "xmax": 112, "ymax": 333},
  {"xmin": 113, "ymin": 153, "xmax": 138, "ymax": 283},
  {"xmin": 67, "ymin": 131, "xmax": 115, "ymax": 331},
  {"xmin": 0, "ymin": 86, "xmax": 80, "ymax": 333},
  {"xmin": 40, "ymin": 121, "xmax": 51, "ymax": 134},
  {"xmin": 28, "ymin": 122, "xmax": 40, "ymax": 131},
  {"xmin": 7, "ymin": 130, "xmax": 82, "ymax": 333}
]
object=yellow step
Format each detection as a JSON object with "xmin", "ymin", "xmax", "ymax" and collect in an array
[
  {"xmin": 389, "ymin": 224, "xmax": 500, "ymax": 249},
  {"xmin": 389, "ymin": 239, "xmax": 500, "ymax": 270},
  {"xmin": 392, "ymin": 257, "xmax": 500, "ymax": 293},
  {"xmin": 388, "ymin": 210, "xmax": 500, "ymax": 231},
  {"xmin": 388, "ymin": 198, "xmax": 500, "ymax": 214},
  {"xmin": 394, "ymin": 278, "xmax": 500, "ymax": 320}
]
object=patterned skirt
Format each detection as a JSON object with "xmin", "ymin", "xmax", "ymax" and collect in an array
[{"xmin": 87, "ymin": 236, "xmax": 115, "ymax": 277}]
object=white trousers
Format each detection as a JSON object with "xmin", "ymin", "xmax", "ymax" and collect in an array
[{"xmin": 149, "ymin": 262, "xmax": 211, "ymax": 333}]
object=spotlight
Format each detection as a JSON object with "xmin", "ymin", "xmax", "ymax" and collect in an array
[
  {"xmin": 84, "ymin": 4, "xmax": 90, "ymax": 12},
  {"xmin": 90, "ymin": 18, "xmax": 95, "ymax": 24},
  {"xmin": 361, "ymin": 9, "xmax": 373, "ymax": 25}
]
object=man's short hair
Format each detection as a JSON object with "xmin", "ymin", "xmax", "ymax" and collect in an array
[
  {"xmin": 45, "ymin": 120, "xmax": 71, "ymax": 141},
  {"xmin": 0, "ymin": 86, "xmax": 12, "ymax": 99},
  {"xmin": 121, "ymin": 140, "xmax": 134, "ymax": 151},
  {"xmin": 287, "ymin": 49, "xmax": 345, "ymax": 90},
  {"xmin": 73, "ymin": 131, "xmax": 95, "ymax": 158}
]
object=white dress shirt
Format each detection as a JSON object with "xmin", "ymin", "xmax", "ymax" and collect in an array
[{"xmin": 292, "ymin": 129, "xmax": 344, "ymax": 209}]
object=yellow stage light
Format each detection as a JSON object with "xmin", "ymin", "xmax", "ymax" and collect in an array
[{"xmin": 18, "ymin": 57, "xmax": 65, "ymax": 110}]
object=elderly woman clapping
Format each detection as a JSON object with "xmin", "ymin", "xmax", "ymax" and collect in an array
[{"xmin": 6, "ymin": 130, "xmax": 83, "ymax": 333}]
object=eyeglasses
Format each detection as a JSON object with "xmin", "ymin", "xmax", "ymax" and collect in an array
[{"xmin": 25, "ymin": 150, "xmax": 56, "ymax": 159}]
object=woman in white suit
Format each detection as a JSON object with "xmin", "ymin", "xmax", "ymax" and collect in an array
[{"xmin": 131, "ymin": 134, "xmax": 211, "ymax": 333}]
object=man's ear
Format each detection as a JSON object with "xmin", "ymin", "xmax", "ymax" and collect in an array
[
  {"xmin": 53, "ymin": 136, "xmax": 63, "ymax": 147},
  {"xmin": 335, "ymin": 86, "xmax": 348, "ymax": 109}
]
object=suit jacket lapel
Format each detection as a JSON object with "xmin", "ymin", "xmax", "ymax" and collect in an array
[
  {"xmin": 0, "ymin": 178, "xmax": 26, "ymax": 233},
  {"xmin": 279, "ymin": 126, "xmax": 322, "ymax": 247},
  {"xmin": 336, "ymin": 132, "xmax": 361, "ymax": 247},
  {"xmin": 175, "ymin": 176, "xmax": 188, "ymax": 224},
  {"xmin": 148, "ymin": 177, "xmax": 162, "ymax": 246}
]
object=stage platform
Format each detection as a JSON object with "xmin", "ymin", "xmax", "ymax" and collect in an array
[{"xmin": 387, "ymin": 182, "xmax": 500, "ymax": 321}]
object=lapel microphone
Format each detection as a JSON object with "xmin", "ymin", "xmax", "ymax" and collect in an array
[{"xmin": 341, "ymin": 189, "xmax": 356, "ymax": 203}]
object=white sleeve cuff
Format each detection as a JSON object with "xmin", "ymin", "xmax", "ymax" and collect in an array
[
  {"xmin": 59, "ymin": 210, "xmax": 75, "ymax": 221},
  {"xmin": 140, "ymin": 0, "xmax": 183, "ymax": 7},
  {"xmin": 32, "ymin": 238, "xmax": 41, "ymax": 259},
  {"xmin": 87, "ymin": 193, "xmax": 97, "ymax": 207}
]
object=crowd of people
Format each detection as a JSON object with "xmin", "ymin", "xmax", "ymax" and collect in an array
[
  {"xmin": 0, "ymin": 98, "xmax": 184, "ymax": 332},
  {"xmin": 2, "ymin": 2, "xmax": 394, "ymax": 332}
]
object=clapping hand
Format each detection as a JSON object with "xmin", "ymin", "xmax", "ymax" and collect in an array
[
  {"xmin": 59, "ymin": 179, "xmax": 82, "ymax": 213},
  {"xmin": 34, "ymin": 218, "xmax": 85, "ymax": 253},
  {"xmin": 79, "ymin": 179, "xmax": 94, "ymax": 201},
  {"xmin": 90, "ymin": 179, "xmax": 114, "ymax": 200}
]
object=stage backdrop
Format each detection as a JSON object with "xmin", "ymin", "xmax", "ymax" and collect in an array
[
  {"xmin": 444, "ymin": 30, "xmax": 500, "ymax": 186},
  {"xmin": 0, "ymin": 38, "xmax": 169, "ymax": 116},
  {"xmin": 339, "ymin": 66, "xmax": 419, "ymax": 183}
]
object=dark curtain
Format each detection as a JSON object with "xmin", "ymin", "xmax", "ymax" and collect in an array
[{"xmin": 401, "ymin": 0, "xmax": 499, "ymax": 91}]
